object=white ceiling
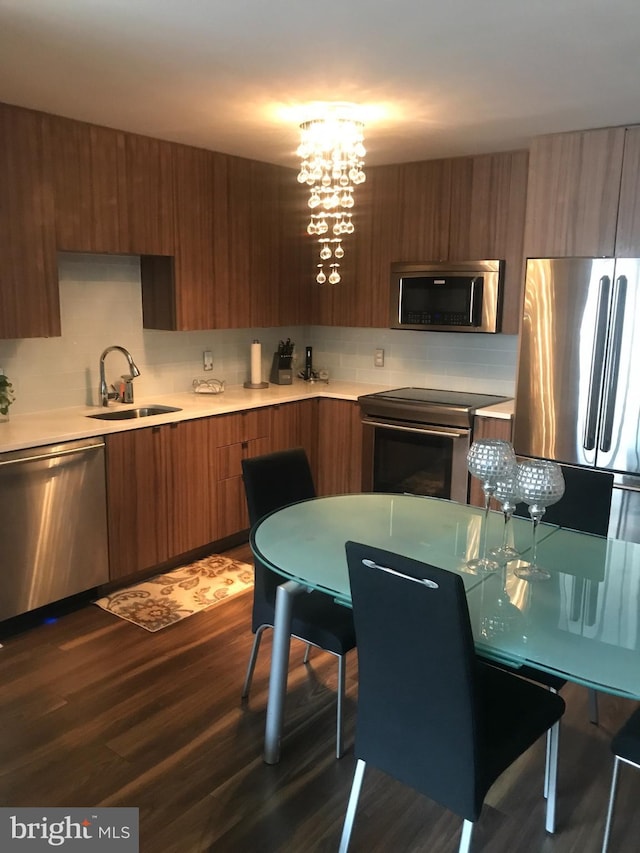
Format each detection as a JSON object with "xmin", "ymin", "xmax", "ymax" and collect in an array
[{"xmin": 2, "ymin": 0, "xmax": 640, "ymax": 169}]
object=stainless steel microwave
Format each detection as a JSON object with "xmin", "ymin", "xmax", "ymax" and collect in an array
[{"xmin": 390, "ymin": 260, "xmax": 504, "ymax": 333}]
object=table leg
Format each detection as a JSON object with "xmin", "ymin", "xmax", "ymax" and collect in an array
[{"xmin": 264, "ymin": 579, "xmax": 306, "ymax": 765}]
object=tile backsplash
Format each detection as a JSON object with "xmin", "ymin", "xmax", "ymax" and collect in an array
[{"xmin": 0, "ymin": 254, "xmax": 518, "ymax": 414}]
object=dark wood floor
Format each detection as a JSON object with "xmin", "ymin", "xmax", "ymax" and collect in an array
[{"xmin": 0, "ymin": 541, "xmax": 638, "ymax": 852}]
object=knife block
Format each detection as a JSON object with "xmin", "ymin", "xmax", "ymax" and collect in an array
[{"xmin": 270, "ymin": 352, "xmax": 293, "ymax": 385}]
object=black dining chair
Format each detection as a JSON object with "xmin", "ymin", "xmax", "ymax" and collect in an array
[
  {"xmin": 240, "ymin": 447, "xmax": 356, "ymax": 759},
  {"xmin": 601, "ymin": 705, "xmax": 640, "ymax": 852},
  {"xmin": 339, "ymin": 541, "xmax": 566, "ymax": 853},
  {"xmin": 511, "ymin": 464, "xmax": 614, "ymax": 729}
]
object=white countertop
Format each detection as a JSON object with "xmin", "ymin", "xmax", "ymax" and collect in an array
[{"xmin": 0, "ymin": 380, "xmax": 514, "ymax": 453}]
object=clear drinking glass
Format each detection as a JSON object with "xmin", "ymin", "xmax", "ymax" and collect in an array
[
  {"xmin": 489, "ymin": 467, "xmax": 523, "ymax": 564},
  {"xmin": 466, "ymin": 439, "xmax": 517, "ymax": 573},
  {"xmin": 514, "ymin": 460, "xmax": 565, "ymax": 581}
]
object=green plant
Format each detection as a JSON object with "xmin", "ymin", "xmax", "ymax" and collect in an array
[{"xmin": 0, "ymin": 374, "xmax": 15, "ymax": 416}]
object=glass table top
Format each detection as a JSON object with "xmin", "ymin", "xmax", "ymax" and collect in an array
[{"xmin": 251, "ymin": 493, "xmax": 640, "ymax": 700}]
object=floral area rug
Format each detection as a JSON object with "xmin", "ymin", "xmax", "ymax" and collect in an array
[{"xmin": 94, "ymin": 554, "xmax": 253, "ymax": 632}]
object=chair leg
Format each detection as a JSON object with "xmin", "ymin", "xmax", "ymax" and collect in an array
[
  {"xmin": 336, "ymin": 653, "xmax": 346, "ymax": 759},
  {"xmin": 241, "ymin": 625, "xmax": 268, "ymax": 698},
  {"xmin": 601, "ymin": 756, "xmax": 621, "ymax": 853},
  {"xmin": 544, "ymin": 720, "xmax": 560, "ymax": 834},
  {"xmin": 303, "ymin": 643, "xmax": 312, "ymax": 664},
  {"xmin": 588, "ymin": 688, "xmax": 599, "ymax": 725},
  {"xmin": 458, "ymin": 820, "xmax": 474, "ymax": 853},
  {"xmin": 543, "ymin": 686, "xmax": 558, "ymax": 799},
  {"xmin": 338, "ymin": 759, "xmax": 366, "ymax": 853}
]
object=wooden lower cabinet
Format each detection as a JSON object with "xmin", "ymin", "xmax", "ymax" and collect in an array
[
  {"xmin": 105, "ymin": 398, "xmax": 362, "ymax": 580},
  {"xmin": 106, "ymin": 419, "xmax": 213, "ymax": 580},
  {"xmin": 212, "ymin": 408, "xmax": 271, "ymax": 539},
  {"xmin": 468, "ymin": 415, "xmax": 513, "ymax": 508},
  {"xmin": 316, "ymin": 399, "xmax": 363, "ymax": 496}
]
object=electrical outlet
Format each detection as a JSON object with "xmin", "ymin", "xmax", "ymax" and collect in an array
[
  {"xmin": 203, "ymin": 350, "xmax": 213, "ymax": 371},
  {"xmin": 374, "ymin": 348, "xmax": 385, "ymax": 367}
]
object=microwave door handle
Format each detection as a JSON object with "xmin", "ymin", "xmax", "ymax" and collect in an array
[
  {"xmin": 599, "ymin": 275, "xmax": 627, "ymax": 453},
  {"xmin": 468, "ymin": 278, "xmax": 476, "ymax": 325},
  {"xmin": 583, "ymin": 275, "xmax": 611, "ymax": 451}
]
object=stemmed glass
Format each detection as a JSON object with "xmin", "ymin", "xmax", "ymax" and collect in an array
[
  {"xmin": 514, "ymin": 459, "xmax": 565, "ymax": 581},
  {"xmin": 489, "ymin": 467, "xmax": 523, "ymax": 565},
  {"xmin": 466, "ymin": 439, "xmax": 517, "ymax": 573}
]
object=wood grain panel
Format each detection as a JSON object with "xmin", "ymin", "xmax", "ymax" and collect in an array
[
  {"xmin": 49, "ymin": 114, "xmax": 128, "ymax": 253},
  {"xmin": 269, "ymin": 400, "xmax": 318, "ymax": 475},
  {"xmin": 125, "ymin": 133, "xmax": 174, "ymax": 255},
  {"xmin": 166, "ymin": 419, "xmax": 215, "ymax": 556},
  {"xmin": 250, "ymin": 159, "xmax": 281, "ymax": 327},
  {"xmin": 458, "ymin": 150, "xmax": 529, "ymax": 335},
  {"xmin": 224, "ymin": 155, "xmax": 253, "ymax": 329},
  {"xmin": 172, "ymin": 143, "xmax": 216, "ymax": 329},
  {"xmin": 524, "ymin": 127, "xmax": 626, "ymax": 258},
  {"xmin": 615, "ymin": 126, "xmax": 640, "ymax": 256},
  {"xmin": 105, "ymin": 428, "xmax": 169, "ymax": 579},
  {"xmin": 316, "ymin": 399, "xmax": 362, "ymax": 496},
  {"xmin": 0, "ymin": 103, "xmax": 59, "ymax": 339},
  {"xmin": 396, "ymin": 158, "xmax": 452, "ymax": 262}
]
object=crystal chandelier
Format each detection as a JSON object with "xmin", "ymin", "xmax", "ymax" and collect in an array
[{"xmin": 296, "ymin": 107, "xmax": 366, "ymax": 284}]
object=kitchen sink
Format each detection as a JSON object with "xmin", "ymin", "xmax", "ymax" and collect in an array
[{"xmin": 87, "ymin": 405, "xmax": 182, "ymax": 420}]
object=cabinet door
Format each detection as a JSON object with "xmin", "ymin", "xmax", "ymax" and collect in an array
[
  {"xmin": 222, "ymin": 155, "xmax": 253, "ymax": 329},
  {"xmin": 166, "ymin": 419, "xmax": 215, "ymax": 557},
  {"xmin": 106, "ymin": 428, "xmax": 169, "ymax": 579},
  {"xmin": 316, "ymin": 399, "xmax": 362, "ymax": 496},
  {"xmin": 125, "ymin": 133, "xmax": 174, "ymax": 255},
  {"xmin": 397, "ymin": 159, "xmax": 452, "ymax": 262},
  {"xmin": 49, "ymin": 114, "xmax": 129, "ymax": 253},
  {"xmin": 524, "ymin": 127, "xmax": 626, "ymax": 258},
  {"xmin": 314, "ymin": 163, "xmax": 401, "ymax": 328},
  {"xmin": 0, "ymin": 103, "xmax": 60, "ymax": 339},
  {"xmin": 468, "ymin": 416, "xmax": 513, "ymax": 508},
  {"xmin": 172, "ymin": 143, "xmax": 216, "ymax": 330},
  {"xmin": 212, "ymin": 409, "xmax": 271, "ymax": 538},
  {"xmin": 615, "ymin": 126, "xmax": 640, "ymax": 256},
  {"xmin": 269, "ymin": 400, "xmax": 318, "ymax": 475},
  {"xmin": 450, "ymin": 150, "xmax": 529, "ymax": 335}
]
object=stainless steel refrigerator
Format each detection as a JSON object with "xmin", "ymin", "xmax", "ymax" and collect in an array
[{"xmin": 513, "ymin": 257, "xmax": 640, "ymax": 542}]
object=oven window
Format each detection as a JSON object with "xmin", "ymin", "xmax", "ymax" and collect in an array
[{"xmin": 373, "ymin": 427, "xmax": 453, "ymax": 498}]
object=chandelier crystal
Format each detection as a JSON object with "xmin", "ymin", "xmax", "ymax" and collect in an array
[{"xmin": 297, "ymin": 107, "xmax": 366, "ymax": 284}]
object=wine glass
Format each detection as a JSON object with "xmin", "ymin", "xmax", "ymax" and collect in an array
[
  {"xmin": 514, "ymin": 460, "xmax": 565, "ymax": 581},
  {"xmin": 489, "ymin": 467, "xmax": 523, "ymax": 565},
  {"xmin": 466, "ymin": 439, "xmax": 517, "ymax": 573}
]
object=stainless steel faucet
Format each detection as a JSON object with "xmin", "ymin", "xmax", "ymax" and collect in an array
[{"xmin": 99, "ymin": 346, "xmax": 141, "ymax": 406}]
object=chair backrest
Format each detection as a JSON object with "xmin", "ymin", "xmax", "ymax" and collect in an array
[
  {"xmin": 345, "ymin": 540, "xmax": 482, "ymax": 820},
  {"xmin": 514, "ymin": 462, "xmax": 614, "ymax": 536},
  {"xmin": 241, "ymin": 447, "xmax": 316, "ymax": 527}
]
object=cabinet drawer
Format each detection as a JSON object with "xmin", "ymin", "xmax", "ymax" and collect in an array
[
  {"xmin": 217, "ymin": 436, "xmax": 270, "ymax": 479},
  {"xmin": 214, "ymin": 409, "xmax": 270, "ymax": 446}
]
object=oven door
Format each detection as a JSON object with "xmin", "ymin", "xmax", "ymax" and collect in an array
[{"xmin": 361, "ymin": 417, "xmax": 471, "ymax": 503}]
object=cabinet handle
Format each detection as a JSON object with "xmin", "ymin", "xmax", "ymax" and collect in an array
[{"xmin": 242, "ymin": 441, "xmax": 248, "ymax": 449}]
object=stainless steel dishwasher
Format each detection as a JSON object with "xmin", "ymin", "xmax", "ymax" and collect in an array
[{"xmin": 0, "ymin": 437, "xmax": 109, "ymax": 621}]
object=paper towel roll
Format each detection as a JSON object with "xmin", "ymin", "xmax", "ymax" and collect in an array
[{"xmin": 250, "ymin": 340, "xmax": 262, "ymax": 385}]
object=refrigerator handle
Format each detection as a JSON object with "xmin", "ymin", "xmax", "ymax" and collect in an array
[
  {"xmin": 599, "ymin": 275, "xmax": 627, "ymax": 453},
  {"xmin": 583, "ymin": 276, "xmax": 611, "ymax": 451}
]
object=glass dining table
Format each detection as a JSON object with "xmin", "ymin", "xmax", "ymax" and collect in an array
[{"xmin": 250, "ymin": 493, "xmax": 640, "ymax": 764}]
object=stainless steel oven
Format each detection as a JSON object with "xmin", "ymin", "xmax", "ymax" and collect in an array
[{"xmin": 359, "ymin": 388, "xmax": 510, "ymax": 503}]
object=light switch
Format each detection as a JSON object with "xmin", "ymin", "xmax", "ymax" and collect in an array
[
  {"xmin": 374, "ymin": 348, "xmax": 385, "ymax": 367},
  {"xmin": 203, "ymin": 350, "xmax": 213, "ymax": 371}
]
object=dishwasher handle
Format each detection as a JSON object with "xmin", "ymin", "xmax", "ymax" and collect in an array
[{"xmin": 0, "ymin": 442, "xmax": 105, "ymax": 468}]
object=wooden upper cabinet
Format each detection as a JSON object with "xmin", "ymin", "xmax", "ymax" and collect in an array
[
  {"xmin": 48, "ymin": 114, "xmax": 129, "ymax": 253},
  {"xmin": 396, "ymin": 159, "xmax": 452, "ymax": 262},
  {"xmin": 450, "ymin": 150, "xmax": 529, "ymax": 335},
  {"xmin": 524, "ymin": 127, "xmax": 626, "ymax": 258},
  {"xmin": 125, "ymin": 133, "xmax": 174, "ymax": 255},
  {"xmin": 615, "ymin": 126, "xmax": 640, "ymax": 256},
  {"xmin": 0, "ymin": 103, "xmax": 60, "ymax": 339}
]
